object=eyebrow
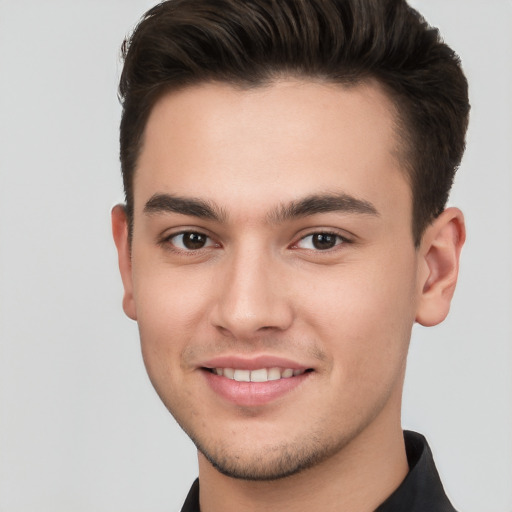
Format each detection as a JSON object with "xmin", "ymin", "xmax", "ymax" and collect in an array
[
  {"xmin": 268, "ymin": 193, "xmax": 379, "ymax": 223},
  {"xmin": 143, "ymin": 193, "xmax": 227, "ymax": 222},
  {"xmin": 143, "ymin": 192, "xmax": 378, "ymax": 224}
]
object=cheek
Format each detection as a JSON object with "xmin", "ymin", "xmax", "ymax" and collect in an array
[
  {"xmin": 133, "ymin": 255, "xmax": 213, "ymax": 329},
  {"xmin": 132, "ymin": 263, "xmax": 214, "ymax": 382},
  {"xmin": 298, "ymin": 254, "xmax": 418, "ymax": 377},
  {"xmin": 134, "ymin": 278, "xmax": 210, "ymax": 415}
]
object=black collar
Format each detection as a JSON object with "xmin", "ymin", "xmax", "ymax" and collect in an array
[
  {"xmin": 375, "ymin": 431, "xmax": 457, "ymax": 512},
  {"xmin": 181, "ymin": 431, "xmax": 457, "ymax": 512}
]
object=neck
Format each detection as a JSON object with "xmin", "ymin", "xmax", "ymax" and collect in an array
[{"xmin": 197, "ymin": 415, "xmax": 408, "ymax": 512}]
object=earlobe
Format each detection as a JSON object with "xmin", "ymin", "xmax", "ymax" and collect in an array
[
  {"xmin": 415, "ymin": 207, "xmax": 466, "ymax": 327},
  {"xmin": 111, "ymin": 204, "xmax": 137, "ymax": 321}
]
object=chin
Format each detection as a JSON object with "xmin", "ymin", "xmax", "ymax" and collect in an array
[{"xmin": 188, "ymin": 427, "xmax": 352, "ymax": 481}]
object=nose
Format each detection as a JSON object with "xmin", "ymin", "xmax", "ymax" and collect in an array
[{"xmin": 210, "ymin": 247, "xmax": 294, "ymax": 340}]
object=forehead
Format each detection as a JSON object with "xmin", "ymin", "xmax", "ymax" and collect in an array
[{"xmin": 135, "ymin": 79, "xmax": 410, "ymax": 219}]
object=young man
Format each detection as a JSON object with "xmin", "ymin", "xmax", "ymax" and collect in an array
[{"xmin": 112, "ymin": 0, "xmax": 469, "ymax": 510}]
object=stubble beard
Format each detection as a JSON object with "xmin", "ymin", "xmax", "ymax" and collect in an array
[{"xmin": 180, "ymin": 418, "xmax": 369, "ymax": 482}]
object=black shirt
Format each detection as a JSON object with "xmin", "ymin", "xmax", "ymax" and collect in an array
[{"xmin": 181, "ymin": 431, "xmax": 457, "ymax": 512}]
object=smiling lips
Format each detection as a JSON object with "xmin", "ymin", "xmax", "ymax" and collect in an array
[{"xmin": 202, "ymin": 360, "xmax": 312, "ymax": 407}]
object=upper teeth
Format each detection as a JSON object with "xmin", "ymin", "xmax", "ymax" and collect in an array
[{"xmin": 212, "ymin": 367, "xmax": 305, "ymax": 382}]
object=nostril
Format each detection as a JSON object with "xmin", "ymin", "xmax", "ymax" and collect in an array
[{"xmin": 214, "ymin": 325, "xmax": 235, "ymax": 338}]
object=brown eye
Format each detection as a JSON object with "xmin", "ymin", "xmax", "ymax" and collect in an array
[
  {"xmin": 312, "ymin": 233, "xmax": 338, "ymax": 250},
  {"xmin": 296, "ymin": 232, "xmax": 344, "ymax": 251},
  {"xmin": 170, "ymin": 232, "xmax": 214, "ymax": 250}
]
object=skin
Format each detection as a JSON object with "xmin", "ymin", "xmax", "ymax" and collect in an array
[{"xmin": 113, "ymin": 79, "xmax": 465, "ymax": 512}]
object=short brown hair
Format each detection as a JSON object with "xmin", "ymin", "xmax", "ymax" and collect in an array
[{"xmin": 119, "ymin": 0, "xmax": 469, "ymax": 245}]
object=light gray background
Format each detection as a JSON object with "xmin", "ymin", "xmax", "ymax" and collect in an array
[{"xmin": 0, "ymin": 1, "xmax": 511, "ymax": 511}]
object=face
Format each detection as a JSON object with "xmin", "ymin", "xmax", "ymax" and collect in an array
[{"xmin": 115, "ymin": 80, "xmax": 429, "ymax": 480}]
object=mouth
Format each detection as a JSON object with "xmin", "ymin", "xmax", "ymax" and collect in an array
[
  {"xmin": 205, "ymin": 367, "xmax": 311, "ymax": 382},
  {"xmin": 201, "ymin": 359, "xmax": 314, "ymax": 406}
]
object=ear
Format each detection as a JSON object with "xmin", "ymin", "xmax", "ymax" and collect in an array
[
  {"xmin": 415, "ymin": 207, "xmax": 466, "ymax": 327},
  {"xmin": 111, "ymin": 204, "xmax": 137, "ymax": 320}
]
